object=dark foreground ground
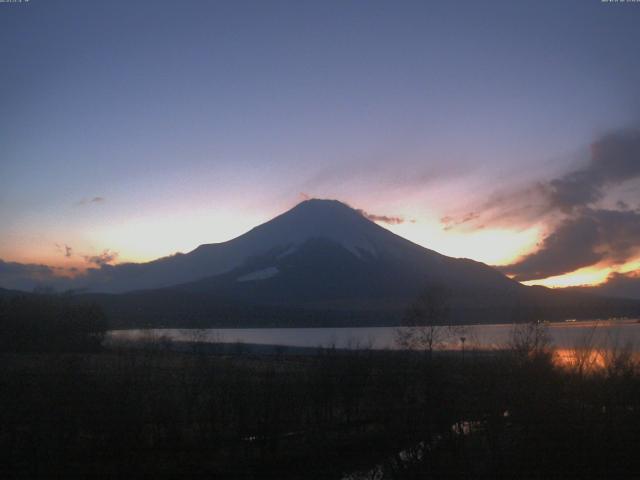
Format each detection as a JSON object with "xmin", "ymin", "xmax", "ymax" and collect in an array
[{"xmin": 1, "ymin": 341, "xmax": 639, "ymax": 480}]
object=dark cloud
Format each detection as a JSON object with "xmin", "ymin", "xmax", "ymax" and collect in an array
[
  {"xmin": 83, "ymin": 249, "xmax": 118, "ymax": 267},
  {"xmin": 499, "ymin": 214, "xmax": 603, "ymax": 281},
  {"xmin": 448, "ymin": 129, "xmax": 640, "ymax": 231},
  {"xmin": 0, "ymin": 250, "xmax": 120, "ymax": 291},
  {"xmin": 0, "ymin": 259, "xmax": 67, "ymax": 292},
  {"xmin": 596, "ymin": 270, "xmax": 640, "ymax": 299},
  {"xmin": 0, "ymin": 259, "xmax": 54, "ymax": 277},
  {"xmin": 566, "ymin": 270, "xmax": 640, "ymax": 300},
  {"xmin": 441, "ymin": 129, "xmax": 640, "ymax": 281},
  {"xmin": 441, "ymin": 212, "xmax": 480, "ymax": 231},
  {"xmin": 500, "ymin": 208, "xmax": 640, "ymax": 281},
  {"xmin": 357, "ymin": 209, "xmax": 405, "ymax": 225},
  {"xmin": 54, "ymin": 243, "xmax": 74, "ymax": 258},
  {"xmin": 545, "ymin": 130, "xmax": 640, "ymax": 213}
]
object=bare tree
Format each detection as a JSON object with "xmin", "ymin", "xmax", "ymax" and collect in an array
[
  {"xmin": 395, "ymin": 284, "xmax": 451, "ymax": 357},
  {"xmin": 508, "ymin": 321, "xmax": 551, "ymax": 361},
  {"xmin": 567, "ymin": 320, "xmax": 603, "ymax": 377}
]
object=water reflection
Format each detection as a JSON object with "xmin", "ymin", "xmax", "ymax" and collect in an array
[{"xmin": 108, "ymin": 319, "xmax": 640, "ymax": 362}]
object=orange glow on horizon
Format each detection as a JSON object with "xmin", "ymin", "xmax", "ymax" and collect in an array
[
  {"xmin": 522, "ymin": 257, "xmax": 640, "ymax": 289},
  {"xmin": 522, "ymin": 267, "xmax": 611, "ymax": 289},
  {"xmin": 3, "ymin": 204, "xmax": 639, "ymax": 291},
  {"xmin": 86, "ymin": 209, "xmax": 267, "ymax": 264},
  {"xmin": 386, "ymin": 219, "xmax": 541, "ymax": 266},
  {"xmin": 6, "ymin": 213, "xmax": 542, "ymax": 271}
]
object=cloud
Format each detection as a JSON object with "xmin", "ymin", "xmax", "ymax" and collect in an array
[
  {"xmin": 545, "ymin": 130, "xmax": 640, "ymax": 212},
  {"xmin": 566, "ymin": 270, "xmax": 640, "ymax": 300},
  {"xmin": 297, "ymin": 196, "xmax": 410, "ymax": 225},
  {"xmin": 448, "ymin": 129, "xmax": 640, "ymax": 231},
  {"xmin": 76, "ymin": 196, "xmax": 105, "ymax": 206},
  {"xmin": 441, "ymin": 212, "xmax": 481, "ymax": 231},
  {"xmin": 438, "ymin": 129, "xmax": 640, "ymax": 281},
  {"xmin": 83, "ymin": 249, "xmax": 118, "ymax": 267},
  {"xmin": 0, "ymin": 246, "xmax": 124, "ymax": 291},
  {"xmin": 0, "ymin": 250, "xmax": 121, "ymax": 291},
  {"xmin": 596, "ymin": 270, "xmax": 640, "ymax": 299},
  {"xmin": 0, "ymin": 259, "xmax": 54, "ymax": 277},
  {"xmin": 500, "ymin": 208, "xmax": 640, "ymax": 281},
  {"xmin": 0, "ymin": 259, "xmax": 69, "ymax": 292},
  {"xmin": 357, "ymin": 209, "xmax": 405, "ymax": 225},
  {"xmin": 55, "ymin": 243, "xmax": 73, "ymax": 258}
]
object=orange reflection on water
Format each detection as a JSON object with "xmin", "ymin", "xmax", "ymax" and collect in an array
[
  {"xmin": 553, "ymin": 348, "xmax": 640, "ymax": 373},
  {"xmin": 554, "ymin": 348, "xmax": 606, "ymax": 370}
]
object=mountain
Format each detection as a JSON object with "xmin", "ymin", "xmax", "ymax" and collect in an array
[
  {"xmin": 78, "ymin": 199, "xmax": 640, "ymax": 328},
  {"xmin": 0, "ymin": 287, "xmax": 25, "ymax": 299},
  {"xmin": 81, "ymin": 199, "xmax": 515, "ymax": 294}
]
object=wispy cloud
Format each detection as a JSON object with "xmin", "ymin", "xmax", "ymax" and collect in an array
[
  {"xmin": 448, "ymin": 129, "xmax": 640, "ymax": 230},
  {"xmin": 441, "ymin": 212, "xmax": 481, "ymax": 231},
  {"xmin": 76, "ymin": 196, "xmax": 105, "ymax": 206},
  {"xmin": 298, "ymin": 195, "xmax": 410, "ymax": 225},
  {"xmin": 357, "ymin": 209, "xmax": 406, "ymax": 225}
]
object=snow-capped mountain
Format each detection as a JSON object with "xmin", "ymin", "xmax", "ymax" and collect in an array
[
  {"xmin": 78, "ymin": 199, "xmax": 640, "ymax": 327},
  {"xmin": 81, "ymin": 199, "xmax": 515, "ymax": 294}
]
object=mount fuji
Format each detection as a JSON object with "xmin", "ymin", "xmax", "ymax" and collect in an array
[
  {"xmin": 77, "ymin": 199, "xmax": 639, "ymax": 327},
  {"xmin": 83, "ymin": 199, "xmax": 512, "ymax": 293}
]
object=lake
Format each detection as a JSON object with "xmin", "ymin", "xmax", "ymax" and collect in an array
[{"xmin": 108, "ymin": 318, "xmax": 640, "ymax": 353}]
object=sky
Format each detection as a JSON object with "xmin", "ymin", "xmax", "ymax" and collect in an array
[{"xmin": 1, "ymin": 0, "xmax": 640, "ymax": 294}]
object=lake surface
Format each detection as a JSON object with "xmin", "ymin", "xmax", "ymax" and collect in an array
[{"xmin": 109, "ymin": 318, "xmax": 640, "ymax": 352}]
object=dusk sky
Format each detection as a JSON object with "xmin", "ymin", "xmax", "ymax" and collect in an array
[{"xmin": 2, "ymin": 0, "xmax": 640, "ymax": 291}]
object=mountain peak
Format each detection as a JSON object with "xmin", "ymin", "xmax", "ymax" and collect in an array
[
  {"xmin": 253, "ymin": 198, "xmax": 385, "ymax": 254},
  {"xmin": 294, "ymin": 198, "xmax": 352, "ymax": 208},
  {"xmin": 289, "ymin": 198, "xmax": 361, "ymax": 217}
]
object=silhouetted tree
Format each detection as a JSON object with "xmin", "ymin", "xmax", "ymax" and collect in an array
[
  {"xmin": 507, "ymin": 321, "xmax": 551, "ymax": 360},
  {"xmin": 396, "ymin": 284, "xmax": 451, "ymax": 357}
]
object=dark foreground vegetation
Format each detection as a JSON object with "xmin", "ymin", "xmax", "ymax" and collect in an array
[
  {"xmin": 0, "ymin": 294, "xmax": 106, "ymax": 353},
  {"xmin": 1, "ymin": 295, "xmax": 639, "ymax": 479}
]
